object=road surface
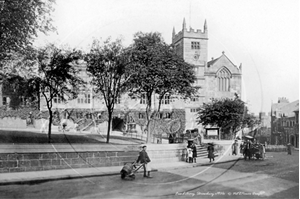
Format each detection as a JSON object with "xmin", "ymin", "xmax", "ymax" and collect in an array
[{"xmin": 0, "ymin": 151, "xmax": 298, "ymax": 199}]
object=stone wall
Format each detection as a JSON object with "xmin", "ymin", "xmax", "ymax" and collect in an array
[
  {"xmin": 0, "ymin": 117, "xmax": 26, "ymax": 129},
  {"xmin": 265, "ymin": 145, "xmax": 287, "ymax": 152},
  {"xmin": 0, "ymin": 151, "xmax": 138, "ymax": 173},
  {"xmin": 0, "ymin": 144, "xmax": 186, "ymax": 173}
]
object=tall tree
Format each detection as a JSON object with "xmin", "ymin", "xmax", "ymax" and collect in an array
[
  {"xmin": 126, "ymin": 32, "xmax": 196, "ymax": 143},
  {"xmin": 85, "ymin": 38, "xmax": 131, "ymax": 143},
  {"xmin": 0, "ymin": 46, "xmax": 41, "ymax": 109},
  {"xmin": 29, "ymin": 44, "xmax": 84, "ymax": 143},
  {"xmin": 0, "ymin": 0, "xmax": 55, "ymax": 63},
  {"xmin": 197, "ymin": 94, "xmax": 259, "ymax": 139}
]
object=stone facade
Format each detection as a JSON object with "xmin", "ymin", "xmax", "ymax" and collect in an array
[
  {"xmin": 0, "ymin": 151, "xmax": 137, "ymax": 173},
  {"xmin": 0, "ymin": 84, "xmax": 2, "ymax": 106},
  {"xmin": 204, "ymin": 53, "xmax": 242, "ymax": 101},
  {"xmin": 172, "ymin": 19, "xmax": 242, "ymax": 133},
  {"xmin": 271, "ymin": 98, "xmax": 299, "ymax": 147}
]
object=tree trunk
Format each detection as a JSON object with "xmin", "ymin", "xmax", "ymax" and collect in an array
[
  {"xmin": 107, "ymin": 111, "xmax": 112, "ymax": 143},
  {"xmin": 145, "ymin": 94, "xmax": 152, "ymax": 143},
  {"xmin": 48, "ymin": 110, "xmax": 52, "ymax": 143},
  {"xmin": 146, "ymin": 119, "xmax": 151, "ymax": 143},
  {"xmin": 37, "ymin": 84, "xmax": 40, "ymax": 110}
]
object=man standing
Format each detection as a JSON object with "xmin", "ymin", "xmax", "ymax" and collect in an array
[
  {"xmin": 191, "ymin": 142, "xmax": 197, "ymax": 163},
  {"xmin": 137, "ymin": 144, "xmax": 152, "ymax": 178},
  {"xmin": 244, "ymin": 140, "xmax": 252, "ymax": 160}
]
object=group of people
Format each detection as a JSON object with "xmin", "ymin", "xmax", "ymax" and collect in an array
[
  {"xmin": 186, "ymin": 140, "xmax": 216, "ymax": 163},
  {"xmin": 239, "ymin": 139, "xmax": 266, "ymax": 160},
  {"xmin": 186, "ymin": 140, "xmax": 198, "ymax": 163}
]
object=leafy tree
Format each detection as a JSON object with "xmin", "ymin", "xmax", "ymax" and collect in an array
[
  {"xmin": 126, "ymin": 32, "xmax": 196, "ymax": 143},
  {"xmin": 2, "ymin": 75, "xmax": 30, "ymax": 109},
  {"xmin": 28, "ymin": 44, "xmax": 85, "ymax": 143},
  {"xmin": 85, "ymin": 38, "xmax": 131, "ymax": 143},
  {"xmin": 197, "ymin": 94, "xmax": 259, "ymax": 139},
  {"xmin": 0, "ymin": 0, "xmax": 55, "ymax": 63},
  {"xmin": 0, "ymin": 46, "xmax": 42, "ymax": 109}
]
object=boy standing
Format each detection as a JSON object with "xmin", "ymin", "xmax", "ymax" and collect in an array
[{"xmin": 137, "ymin": 144, "xmax": 152, "ymax": 178}]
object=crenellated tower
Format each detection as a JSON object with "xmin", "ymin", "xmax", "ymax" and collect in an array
[
  {"xmin": 172, "ymin": 18, "xmax": 208, "ymax": 66},
  {"xmin": 172, "ymin": 18, "xmax": 208, "ymax": 93}
]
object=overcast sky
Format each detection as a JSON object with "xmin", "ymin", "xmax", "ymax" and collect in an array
[{"xmin": 35, "ymin": 0, "xmax": 299, "ymax": 115}]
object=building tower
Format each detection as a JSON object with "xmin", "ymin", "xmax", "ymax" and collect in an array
[
  {"xmin": 172, "ymin": 18, "xmax": 208, "ymax": 131},
  {"xmin": 172, "ymin": 18, "xmax": 208, "ymax": 91},
  {"xmin": 172, "ymin": 19, "xmax": 208, "ymax": 103}
]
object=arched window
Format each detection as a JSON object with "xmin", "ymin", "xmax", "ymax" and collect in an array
[{"xmin": 217, "ymin": 67, "xmax": 231, "ymax": 92}]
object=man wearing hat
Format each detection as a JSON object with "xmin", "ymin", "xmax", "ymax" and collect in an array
[{"xmin": 137, "ymin": 144, "xmax": 152, "ymax": 178}]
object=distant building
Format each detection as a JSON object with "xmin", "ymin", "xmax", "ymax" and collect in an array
[
  {"xmin": 271, "ymin": 97, "xmax": 299, "ymax": 147},
  {"xmin": 259, "ymin": 112, "xmax": 271, "ymax": 128},
  {"xmin": 256, "ymin": 112, "xmax": 271, "ymax": 143}
]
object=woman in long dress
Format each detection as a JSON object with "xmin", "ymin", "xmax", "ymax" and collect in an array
[{"xmin": 232, "ymin": 140, "xmax": 239, "ymax": 155}]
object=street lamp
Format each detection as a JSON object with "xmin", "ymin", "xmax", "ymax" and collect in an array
[{"xmin": 0, "ymin": 0, "xmax": 5, "ymax": 11}]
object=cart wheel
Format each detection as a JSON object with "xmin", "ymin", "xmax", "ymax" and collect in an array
[
  {"xmin": 256, "ymin": 154, "xmax": 259, "ymax": 159},
  {"xmin": 121, "ymin": 172, "xmax": 126, "ymax": 179}
]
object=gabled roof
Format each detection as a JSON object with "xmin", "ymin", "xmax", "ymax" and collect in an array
[
  {"xmin": 272, "ymin": 100, "xmax": 299, "ymax": 118},
  {"xmin": 207, "ymin": 57, "xmax": 220, "ymax": 67},
  {"xmin": 207, "ymin": 52, "xmax": 237, "ymax": 68}
]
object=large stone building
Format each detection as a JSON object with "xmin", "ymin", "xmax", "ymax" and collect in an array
[
  {"xmin": 1, "ymin": 19, "xmax": 242, "ymax": 142},
  {"xmin": 271, "ymin": 97, "xmax": 299, "ymax": 147},
  {"xmin": 172, "ymin": 19, "xmax": 242, "ymax": 137}
]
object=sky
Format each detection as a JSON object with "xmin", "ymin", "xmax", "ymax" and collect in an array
[{"xmin": 35, "ymin": 0, "xmax": 300, "ymax": 115}]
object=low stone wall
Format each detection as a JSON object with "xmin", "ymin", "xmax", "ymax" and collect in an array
[
  {"xmin": 147, "ymin": 144, "xmax": 186, "ymax": 163},
  {"xmin": 0, "ymin": 144, "xmax": 186, "ymax": 173},
  {"xmin": 266, "ymin": 145, "xmax": 287, "ymax": 152},
  {"xmin": 0, "ymin": 117, "xmax": 27, "ymax": 129}
]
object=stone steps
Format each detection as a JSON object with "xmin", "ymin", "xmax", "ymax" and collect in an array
[{"xmin": 196, "ymin": 145, "xmax": 219, "ymax": 159}]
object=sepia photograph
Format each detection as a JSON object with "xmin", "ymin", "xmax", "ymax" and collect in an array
[{"xmin": 0, "ymin": 0, "xmax": 299, "ymax": 198}]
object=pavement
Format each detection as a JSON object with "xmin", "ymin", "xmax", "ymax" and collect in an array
[{"xmin": 0, "ymin": 151, "xmax": 242, "ymax": 185}]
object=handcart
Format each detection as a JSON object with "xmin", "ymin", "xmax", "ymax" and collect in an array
[{"xmin": 120, "ymin": 162, "xmax": 145, "ymax": 180}]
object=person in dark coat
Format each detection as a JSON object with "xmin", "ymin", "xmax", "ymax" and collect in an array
[
  {"xmin": 191, "ymin": 143, "xmax": 197, "ymax": 163},
  {"xmin": 207, "ymin": 143, "xmax": 215, "ymax": 162},
  {"xmin": 240, "ymin": 141, "xmax": 244, "ymax": 155},
  {"xmin": 244, "ymin": 140, "xmax": 252, "ymax": 160},
  {"xmin": 287, "ymin": 143, "xmax": 292, "ymax": 155},
  {"xmin": 137, "ymin": 144, "xmax": 152, "ymax": 178}
]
